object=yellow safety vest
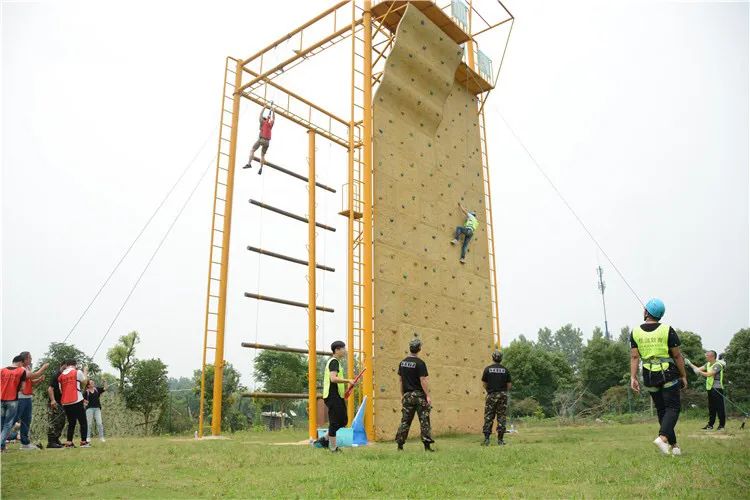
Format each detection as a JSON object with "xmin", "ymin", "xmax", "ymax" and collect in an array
[
  {"xmin": 464, "ymin": 214, "xmax": 478, "ymax": 232},
  {"xmin": 705, "ymin": 361, "xmax": 725, "ymax": 390},
  {"xmin": 632, "ymin": 324, "xmax": 672, "ymax": 372},
  {"xmin": 323, "ymin": 357, "xmax": 344, "ymax": 399}
]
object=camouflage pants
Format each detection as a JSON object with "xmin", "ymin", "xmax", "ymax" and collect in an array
[
  {"xmin": 483, "ymin": 391, "xmax": 508, "ymax": 437},
  {"xmin": 47, "ymin": 404, "xmax": 66, "ymax": 444},
  {"xmin": 395, "ymin": 391, "xmax": 433, "ymax": 444}
]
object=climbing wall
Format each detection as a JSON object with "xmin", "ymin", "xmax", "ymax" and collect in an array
[{"xmin": 372, "ymin": 4, "xmax": 495, "ymax": 440}]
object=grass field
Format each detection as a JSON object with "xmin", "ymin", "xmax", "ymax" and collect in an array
[{"xmin": 2, "ymin": 418, "xmax": 748, "ymax": 499}]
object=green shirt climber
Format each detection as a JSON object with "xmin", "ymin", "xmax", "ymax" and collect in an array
[
  {"xmin": 451, "ymin": 202, "xmax": 479, "ymax": 264},
  {"xmin": 688, "ymin": 350, "xmax": 726, "ymax": 430}
]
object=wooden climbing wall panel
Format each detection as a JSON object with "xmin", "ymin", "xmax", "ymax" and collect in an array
[{"xmin": 372, "ymin": 4, "xmax": 495, "ymax": 439}]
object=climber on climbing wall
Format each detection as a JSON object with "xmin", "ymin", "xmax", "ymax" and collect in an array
[
  {"xmin": 243, "ymin": 104, "xmax": 275, "ymax": 175},
  {"xmin": 450, "ymin": 202, "xmax": 479, "ymax": 264},
  {"xmin": 395, "ymin": 339, "xmax": 435, "ymax": 452}
]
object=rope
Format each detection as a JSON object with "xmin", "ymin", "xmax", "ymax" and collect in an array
[
  {"xmin": 62, "ymin": 125, "xmax": 217, "ymax": 343},
  {"xmin": 495, "ymin": 110, "xmax": 644, "ymax": 307},
  {"xmin": 90, "ymin": 156, "xmax": 215, "ymax": 359}
]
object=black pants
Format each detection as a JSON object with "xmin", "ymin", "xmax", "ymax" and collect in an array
[
  {"xmin": 63, "ymin": 401, "xmax": 87, "ymax": 443},
  {"xmin": 649, "ymin": 384, "xmax": 680, "ymax": 445},
  {"xmin": 325, "ymin": 397, "xmax": 347, "ymax": 437},
  {"xmin": 708, "ymin": 388, "xmax": 726, "ymax": 427}
]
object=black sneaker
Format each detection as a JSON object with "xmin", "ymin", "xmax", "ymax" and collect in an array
[
  {"xmin": 47, "ymin": 442, "xmax": 63, "ymax": 449},
  {"xmin": 481, "ymin": 437, "xmax": 490, "ymax": 446},
  {"xmin": 331, "ymin": 447, "xmax": 342, "ymax": 453},
  {"xmin": 243, "ymin": 163, "xmax": 252, "ymax": 169},
  {"xmin": 423, "ymin": 442, "xmax": 435, "ymax": 452},
  {"xmin": 498, "ymin": 439, "xmax": 506, "ymax": 446},
  {"xmin": 397, "ymin": 443, "xmax": 404, "ymax": 451},
  {"xmin": 701, "ymin": 425, "xmax": 713, "ymax": 430},
  {"xmin": 257, "ymin": 168, "xmax": 263, "ymax": 175},
  {"xmin": 716, "ymin": 426, "xmax": 725, "ymax": 431}
]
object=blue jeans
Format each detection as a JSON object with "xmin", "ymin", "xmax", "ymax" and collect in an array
[
  {"xmin": 17, "ymin": 397, "xmax": 32, "ymax": 445},
  {"xmin": 1, "ymin": 401, "xmax": 18, "ymax": 450},
  {"xmin": 454, "ymin": 226, "xmax": 474, "ymax": 259}
]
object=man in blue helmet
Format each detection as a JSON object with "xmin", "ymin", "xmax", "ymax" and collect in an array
[
  {"xmin": 450, "ymin": 202, "xmax": 479, "ymax": 264},
  {"xmin": 629, "ymin": 298, "xmax": 688, "ymax": 455}
]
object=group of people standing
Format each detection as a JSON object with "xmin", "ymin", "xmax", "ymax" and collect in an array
[
  {"xmin": 319, "ymin": 338, "xmax": 512, "ymax": 453},
  {"xmin": 1, "ymin": 353, "xmax": 106, "ymax": 451}
]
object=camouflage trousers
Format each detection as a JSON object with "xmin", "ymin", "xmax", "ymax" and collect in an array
[
  {"xmin": 47, "ymin": 404, "xmax": 66, "ymax": 444},
  {"xmin": 483, "ymin": 391, "xmax": 508, "ymax": 437},
  {"xmin": 395, "ymin": 391, "xmax": 433, "ymax": 444}
]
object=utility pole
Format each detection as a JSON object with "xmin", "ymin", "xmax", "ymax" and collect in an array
[{"xmin": 596, "ymin": 266, "xmax": 611, "ymax": 340}]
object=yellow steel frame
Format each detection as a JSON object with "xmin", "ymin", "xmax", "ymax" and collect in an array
[{"xmin": 198, "ymin": 0, "xmax": 511, "ymax": 440}]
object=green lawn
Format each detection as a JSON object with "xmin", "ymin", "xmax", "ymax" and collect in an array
[{"xmin": 2, "ymin": 418, "xmax": 748, "ymax": 498}]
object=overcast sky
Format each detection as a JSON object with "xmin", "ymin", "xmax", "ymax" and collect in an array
[{"xmin": 2, "ymin": 0, "xmax": 747, "ymax": 386}]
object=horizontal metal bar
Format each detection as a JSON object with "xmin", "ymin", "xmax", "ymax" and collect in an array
[
  {"xmin": 244, "ymin": 292, "xmax": 334, "ymax": 313},
  {"xmin": 247, "ymin": 245, "xmax": 335, "ymax": 272},
  {"xmin": 249, "ymin": 199, "xmax": 336, "ymax": 232},
  {"xmin": 241, "ymin": 392, "xmax": 322, "ymax": 400},
  {"xmin": 241, "ymin": 342, "xmax": 329, "ymax": 356},
  {"xmin": 246, "ymin": 157, "xmax": 336, "ymax": 193}
]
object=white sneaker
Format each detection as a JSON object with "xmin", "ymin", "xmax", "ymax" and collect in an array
[
  {"xmin": 653, "ymin": 437, "xmax": 670, "ymax": 455},
  {"xmin": 450, "ymin": 239, "xmax": 458, "ymax": 245},
  {"xmin": 20, "ymin": 443, "xmax": 39, "ymax": 450},
  {"xmin": 671, "ymin": 446, "xmax": 682, "ymax": 456},
  {"xmin": 100, "ymin": 438, "xmax": 106, "ymax": 443}
]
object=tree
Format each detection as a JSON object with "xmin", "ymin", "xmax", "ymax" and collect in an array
[
  {"xmin": 38, "ymin": 342, "xmax": 101, "ymax": 385},
  {"xmin": 724, "ymin": 328, "xmax": 750, "ymax": 404},
  {"xmin": 592, "ymin": 326, "xmax": 604, "ymax": 340},
  {"xmin": 254, "ymin": 351, "xmax": 308, "ymax": 393},
  {"xmin": 503, "ymin": 337, "xmax": 574, "ymax": 415},
  {"xmin": 537, "ymin": 327, "xmax": 554, "ymax": 350},
  {"xmin": 674, "ymin": 330, "xmax": 705, "ymax": 389},
  {"xmin": 124, "ymin": 358, "xmax": 168, "ymax": 434},
  {"xmin": 553, "ymin": 324, "xmax": 584, "ymax": 369},
  {"xmin": 618, "ymin": 326, "xmax": 631, "ymax": 345},
  {"xmin": 193, "ymin": 363, "xmax": 246, "ymax": 432},
  {"xmin": 579, "ymin": 336, "xmax": 629, "ymax": 396},
  {"xmin": 107, "ymin": 331, "xmax": 140, "ymax": 391}
]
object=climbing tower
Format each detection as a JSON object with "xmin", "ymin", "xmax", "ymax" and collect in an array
[{"xmin": 198, "ymin": 0, "xmax": 513, "ymax": 441}]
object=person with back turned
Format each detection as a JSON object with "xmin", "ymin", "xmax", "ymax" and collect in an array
[
  {"xmin": 481, "ymin": 350, "xmax": 512, "ymax": 446},
  {"xmin": 629, "ymin": 298, "xmax": 688, "ymax": 455},
  {"xmin": 395, "ymin": 339, "xmax": 434, "ymax": 452}
]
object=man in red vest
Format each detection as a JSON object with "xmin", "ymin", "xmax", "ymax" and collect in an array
[
  {"xmin": 58, "ymin": 359, "xmax": 89, "ymax": 448},
  {"xmin": 1, "ymin": 356, "xmax": 27, "ymax": 452},
  {"xmin": 16, "ymin": 352, "xmax": 48, "ymax": 450},
  {"xmin": 243, "ymin": 105, "xmax": 275, "ymax": 175}
]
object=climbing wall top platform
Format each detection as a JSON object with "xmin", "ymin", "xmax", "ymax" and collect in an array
[{"xmin": 372, "ymin": 0, "xmax": 494, "ymax": 94}]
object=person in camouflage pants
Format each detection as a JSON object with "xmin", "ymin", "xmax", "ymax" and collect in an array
[
  {"xmin": 395, "ymin": 339, "xmax": 435, "ymax": 451},
  {"xmin": 481, "ymin": 350, "xmax": 512, "ymax": 446},
  {"xmin": 46, "ymin": 365, "xmax": 67, "ymax": 448},
  {"xmin": 483, "ymin": 391, "xmax": 508, "ymax": 440},
  {"xmin": 395, "ymin": 391, "xmax": 433, "ymax": 446}
]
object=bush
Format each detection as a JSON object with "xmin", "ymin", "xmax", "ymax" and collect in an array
[{"xmin": 511, "ymin": 397, "xmax": 543, "ymax": 418}]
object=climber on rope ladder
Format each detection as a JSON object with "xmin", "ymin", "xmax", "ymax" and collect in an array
[
  {"xmin": 243, "ymin": 104, "xmax": 275, "ymax": 175},
  {"xmin": 451, "ymin": 202, "xmax": 479, "ymax": 264}
]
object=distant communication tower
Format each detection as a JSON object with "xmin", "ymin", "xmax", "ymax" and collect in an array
[{"xmin": 596, "ymin": 266, "xmax": 610, "ymax": 340}]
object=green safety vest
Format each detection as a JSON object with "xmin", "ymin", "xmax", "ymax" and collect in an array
[
  {"xmin": 705, "ymin": 361, "xmax": 724, "ymax": 390},
  {"xmin": 323, "ymin": 357, "xmax": 344, "ymax": 399},
  {"xmin": 464, "ymin": 214, "xmax": 479, "ymax": 232},
  {"xmin": 632, "ymin": 324, "xmax": 673, "ymax": 372}
]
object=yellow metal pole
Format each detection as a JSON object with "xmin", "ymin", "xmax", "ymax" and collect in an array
[
  {"xmin": 361, "ymin": 0, "xmax": 375, "ymax": 441},
  {"xmin": 467, "ymin": 0, "xmax": 475, "ymax": 70},
  {"xmin": 210, "ymin": 58, "xmax": 243, "ymax": 436},
  {"xmin": 307, "ymin": 129, "xmax": 318, "ymax": 442},
  {"xmin": 345, "ymin": 0, "xmax": 356, "ymax": 423},
  {"xmin": 480, "ymin": 109, "xmax": 501, "ymax": 348}
]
